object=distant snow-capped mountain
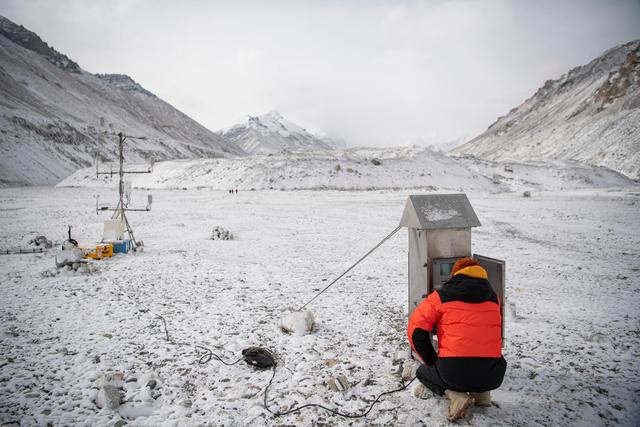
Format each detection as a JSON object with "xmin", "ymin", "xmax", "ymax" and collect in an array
[
  {"xmin": 315, "ymin": 132, "xmax": 348, "ymax": 150},
  {"xmin": 0, "ymin": 16, "xmax": 245, "ymax": 186},
  {"xmin": 451, "ymin": 40, "xmax": 640, "ymax": 180},
  {"xmin": 217, "ymin": 111, "xmax": 338, "ymax": 154}
]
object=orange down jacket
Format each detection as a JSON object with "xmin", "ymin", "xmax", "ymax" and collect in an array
[
  {"xmin": 408, "ymin": 265, "xmax": 502, "ymax": 358},
  {"xmin": 407, "ymin": 265, "xmax": 506, "ymax": 391}
]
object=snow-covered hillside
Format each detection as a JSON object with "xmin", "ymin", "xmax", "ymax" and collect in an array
[
  {"xmin": 451, "ymin": 40, "xmax": 640, "ymax": 181},
  {"xmin": 456, "ymin": 155, "xmax": 633, "ymax": 192},
  {"xmin": 58, "ymin": 146, "xmax": 635, "ymax": 192},
  {"xmin": 0, "ymin": 16, "xmax": 245, "ymax": 187},
  {"xmin": 217, "ymin": 111, "xmax": 336, "ymax": 155}
]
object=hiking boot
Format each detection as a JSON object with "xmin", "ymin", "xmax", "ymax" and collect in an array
[
  {"xmin": 445, "ymin": 390, "xmax": 474, "ymax": 421},
  {"xmin": 470, "ymin": 391, "xmax": 491, "ymax": 407},
  {"xmin": 412, "ymin": 383, "xmax": 431, "ymax": 399},
  {"xmin": 402, "ymin": 359, "xmax": 419, "ymax": 381}
]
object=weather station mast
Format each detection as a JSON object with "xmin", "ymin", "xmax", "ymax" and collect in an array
[{"xmin": 96, "ymin": 132, "xmax": 154, "ymax": 252}]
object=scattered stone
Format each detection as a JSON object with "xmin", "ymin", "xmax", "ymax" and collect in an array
[
  {"xmin": 40, "ymin": 268, "xmax": 59, "ymax": 278},
  {"xmin": 54, "ymin": 241, "xmax": 86, "ymax": 270},
  {"xmin": 100, "ymin": 333, "xmax": 113, "ymax": 339},
  {"xmin": 29, "ymin": 235, "xmax": 53, "ymax": 248},
  {"xmin": 325, "ymin": 377, "xmax": 337, "ymax": 391},
  {"xmin": 279, "ymin": 310, "xmax": 314, "ymax": 336},
  {"xmin": 95, "ymin": 372, "xmax": 125, "ymax": 389},
  {"xmin": 523, "ymin": 190, "xmax": 531, "ymax": 198},
  {"xmin": 41, "ymin": 409, "xmax": 51, "ymax": 415},
  {"xmin": 112, "ymin": 372, "xmax": 125, "ymax": 382},
  {"xmin": 96, "ymin": 384, "xmax": 121, "ymax": 409},
  {"xmin": 325, "ymin": 375, "xmax": 349, "ymax": 392},
  {"xmin": 125, "ymin": 377, "xmax": 138, "ymax": 383},
  {"xmin": 324, "ymin": 358, "xmax": 340, "ymax": 368},
  {"xmin": 371, "ymin": 158, "xmax": 382, "ymax": 166},
  {"xmin": 146, "ymin": 379, "xmax": 157, "ymax": 389},
  {"xmin": 334, "ymin": 164, "xmax": 341, "ymax": 171},
  {"xmin": 181, "ymin": 399, "xmax": 193, "ymax": 408},
  {"xmin": 210, "ymin": 226, "xmax": 234, "ymax": 241},
  {"xmin": 92, "ymin": 355, "xmax": 101, "ymax": 364},
  {"xmin": 241, "ymin": 385, "xmax": 261, "ymax": 399},
  {"xmin": 60, "ymin": 347, "xmax": 78, "ymax": 356},
  {"xmin": 114, "ymin": 420, "xmax": 126, "ymax": 427}
]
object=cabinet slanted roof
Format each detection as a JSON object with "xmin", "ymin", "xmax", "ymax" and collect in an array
[{"xmin": 400, "ymin": 194, "xmax": 481, "ymax": 229}]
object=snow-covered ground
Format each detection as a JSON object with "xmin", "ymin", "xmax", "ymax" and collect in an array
[{"xmin": 1, "ymin": 186, "xmax": 639, "ymax": 426}]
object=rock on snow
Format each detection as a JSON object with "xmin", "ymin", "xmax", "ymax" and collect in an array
[{"xmin": 279, "ymin": 310, "xmax": 315, "ymax": 336}]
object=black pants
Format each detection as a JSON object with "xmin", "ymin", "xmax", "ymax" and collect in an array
[
  {"xmin": 416, "ymin": 363, "xmax": 449, "ymax": 396},
  {"xmin": 416, "ymin": 356, "xmax": 507, "ymax": 396}
]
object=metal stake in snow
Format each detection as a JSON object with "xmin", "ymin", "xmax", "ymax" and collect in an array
[
  {"xmin": 96, "ymin": 132, "xmax": 154, "ymax": 249},
  {"xmin": 297, "ymin": 225, "xmax": 402, "ymax": 311}
]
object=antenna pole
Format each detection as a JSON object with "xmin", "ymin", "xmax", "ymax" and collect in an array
[
  {"xmin": 118, "ymin": 132, "xmax": 125, "ymax": 221},
  {"xmin": 112, "ymin": 132, "xmax": 138, "ymax": 246},
  {"xmin": 96, "ymin": 132, "xmax": 152, "ymax": 251}
]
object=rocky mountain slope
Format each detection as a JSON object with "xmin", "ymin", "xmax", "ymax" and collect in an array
[
  {"xmin": 451, "ymin": 40, "xmax": 640, "ymax": 180},
  {"xmin": 0, "ymin": 16, "xmax": 245, "ymax": 186},
  {"xmin": 217, "ymin": 111, "xmax": 336, "ymax": 154}
]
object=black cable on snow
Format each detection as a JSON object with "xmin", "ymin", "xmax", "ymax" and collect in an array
[{"xmin": 263, "ymin": 361, "xmax": 417, "ymax": 419}]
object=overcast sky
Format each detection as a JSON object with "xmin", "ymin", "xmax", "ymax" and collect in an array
[{"xmin": 2, "ymin": 0, "xmax": 640, "ymax": 147}]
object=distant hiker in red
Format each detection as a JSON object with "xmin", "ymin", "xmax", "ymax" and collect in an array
[{"xmin": 407, "ymin": 257, "xmax": 506, "ymax": 421}]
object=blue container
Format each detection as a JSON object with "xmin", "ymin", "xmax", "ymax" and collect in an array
[{"xmin": 111, "ymin": 239, "xmax": 132, "ymax": 254}]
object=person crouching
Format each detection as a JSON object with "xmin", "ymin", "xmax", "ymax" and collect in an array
[{"xmin": 406, "ymin": 257, "xmax": 507, "ymax": 421}]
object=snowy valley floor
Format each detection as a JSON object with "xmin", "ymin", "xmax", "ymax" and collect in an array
[{"xmin": 1, "ymin": 187, "xmax": 639, "ymax": 426}]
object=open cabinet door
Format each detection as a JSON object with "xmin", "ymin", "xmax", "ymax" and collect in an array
[{"xmin": 474, "ymin": 254, "xmax": 506, "ymax": 344}]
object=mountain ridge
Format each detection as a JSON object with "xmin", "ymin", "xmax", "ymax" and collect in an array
[
  {"xmin": 0, "ymin": 16, "xmax": 245, "ymax": 186},
  {"xmin": 452, "ymin": 40, "xmax": 640, "ymax": 180},
  {"xmin": 0, "ymin": 16, "xmax": 80, "ymax": 73}
]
